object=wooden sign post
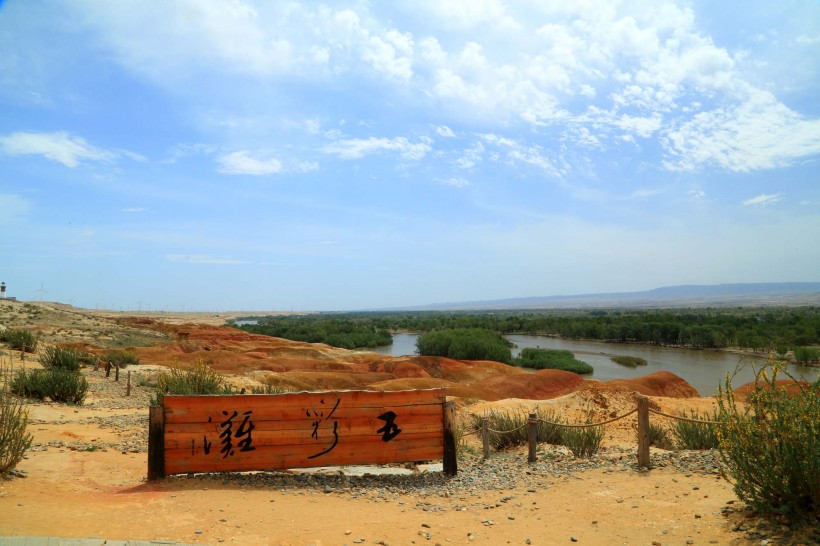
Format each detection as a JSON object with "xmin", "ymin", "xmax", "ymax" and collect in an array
[{"xmin": 148, "ymin": 389, "xmax": 455, "ymax": 479}]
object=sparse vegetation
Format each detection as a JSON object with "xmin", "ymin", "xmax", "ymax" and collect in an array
[
  {"xmin": 560, "ymin": 421, "xmax": 604, "ymax": 458},
  {"xmin": 716, "ymin": 360, "xmax": 820, "ymax": 521},
  {"xmin": 11, "ymin": 368, "xmax": 88, "ymax": 405},
  {"xmin": 105, "ymin": 350, "xmax": 140, "ymax": 368},
  {"xmin": 611, "ymin": 355, "xmax": 647, "ymax": 367},
  {"xmin": 154, "ymin": 359, "xmax": 231, "ymax": 404},
  {"xmin": 474, "ymin": 409, "xmax": 564, "ymax": 451},
  {"xmin": 1, "ymin": 328, "xmax": 38, "ymax": 353},
  {"xmin": 643, "ymin": 421, "xmax": 673, "ymax": 449},
  {"xmin": 38, "ymin": 346, "xmax": 83, "ymax": 371},
  {"xmin": 512, "ymin": 348, "xmax": 593, "ymax": 374},
  {"xmin": 670, "ymin": 410, "xmax": 720, "ymax": 450},
  {"xmin": 0, "ymin": 361, "xmax": 32, "ymax": 475}
]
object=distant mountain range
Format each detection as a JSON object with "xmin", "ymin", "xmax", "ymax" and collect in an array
[{"xmin": 404, "ymin": 282, "xmax": 820, "ymax": 311}]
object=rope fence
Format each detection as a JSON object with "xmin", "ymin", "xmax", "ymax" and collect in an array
[{"xmin": 471, "ymin": 396, "xmax": 718, "ymax": 468}]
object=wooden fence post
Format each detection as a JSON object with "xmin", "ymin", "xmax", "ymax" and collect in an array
[
  {"xmin": 637, "ymin": 396, "xmax": 651, "ymax": 469},
  {"xmin": 105, "ymin": 362, "xmax": 111, "ymax": 377},
  {"xmin": 481, "ymin": 417, "xmax": 490, "ymax": 460},
  {"xmin": 148, "ymin": 405, "xmax": 166, "ymax": 480},
  {"xmin": 115, "ymin": 364, "xmax": 120, "ymax": 382},
  {"xmin": 527, "ymin": 412, "xmax": 537, "ymax": 463},
  {"xmin": 442, "ymin": 401, "xmax": 458, "ymax": 476},
  {"xmin": 126, "ymin": 371, "xmax": 131, "ymax": 396},
  {"xmin": 20, "ymin": 344, "xmax": 25, "ymax": 361}
]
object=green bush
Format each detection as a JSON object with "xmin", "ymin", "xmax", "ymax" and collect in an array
[
  {"xmin": 0, "ymin": 366, "xmax": 33, "ymax": 476},
  {"xmin": 11, "ymin": 368, "xmax": 88, "ymax": 405},
  {"xmin": 155, "ymin": 360, "xmax": 231, "ymax": 404},
  {"xmin": 717, "ymin": 361, "xmax": 820, "ymax": 521},
  {"xmin": 38, "ymin": 346, "xmax": 82, "ymax": 371},
  {"xmin": 416, "ymin": 328, "xmax": 512, "ymax": 363},
  {"xmin": 671, "ymin": 410, "xmax": 720, "ymax": 450},
  {"xmin": 611, "ymin": 355, "xmax": 647, "ymax": 367},
  {"xmin": 512, "ymin": 348, "xmax": 593, "ymax": 374},
  {"xmin": 105, "ymin": 350, "xmax": 140, "ymax": 368},
  {"xmin": 560, "ymin": 422, "xmax": 604, "ymax": 458},
  {"xmin": 2, "ymin": 329, "xmax": 38, "ymax": 353}
]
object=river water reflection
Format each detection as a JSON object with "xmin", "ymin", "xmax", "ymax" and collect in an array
[{"xmin": 368, "ymin": 333, "xmax": 820, "ymax": 396}]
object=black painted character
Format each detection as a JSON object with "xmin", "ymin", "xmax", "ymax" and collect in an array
[{"xmin": 376, "ymin": 411, "xmax": 401, "ymax": 442}]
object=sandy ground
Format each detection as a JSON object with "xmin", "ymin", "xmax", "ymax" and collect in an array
[{"xmin": 1, "ymin": 447, "xmax": 743, "ymax": 546}]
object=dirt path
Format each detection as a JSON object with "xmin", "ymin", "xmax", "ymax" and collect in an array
[{"xmin": 0, "ymin": 447, "xmax": 744, "ymax": 546}]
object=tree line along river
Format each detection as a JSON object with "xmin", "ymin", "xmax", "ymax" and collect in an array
[{"xmin": 368, "ymin": 333, "xmax": 820, "ymax": 396}]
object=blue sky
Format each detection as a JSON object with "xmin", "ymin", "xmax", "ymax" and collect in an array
[{"xmin": 1, "ymin": 1, "xmax": 819, "ymax": 311}]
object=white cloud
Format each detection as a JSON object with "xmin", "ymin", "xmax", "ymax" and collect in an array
[
  {"xmin": 663, "ymin": 89, "xmax": 820, "ymax": 172},
  {"xmin": 322, "ymin": 136, "xmax": 431, "ymax": 160},
  {"xmin": 439, "ymin": 177, "xmax": 469, "ymax": 187},
  {"xmin": 218, "ymin": 151, "xmax": 283, "ymax": 175},
  {"xmin": 456, "ymin": 141, "xmax": 484, "ymax": 169},
  {"xmin": 121, "ymin": 207, "xmax": 148, "ymax": 213},
  {"xmin": 742, "ymin": 193, "xmax": 783, "ymax": 207},
  {"xmin": 435, "ymin": 125, "xmax": 455, "ymax": 138},
  {"xmin": 0, "ymin": 131, "xmax": 115, "ymax": 167},
  {"xmin": 166, "ymin": 254, "xmax": 251, "ymax": 265}
]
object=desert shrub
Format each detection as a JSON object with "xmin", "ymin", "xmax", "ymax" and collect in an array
[
  {"xmin": 11, "ymin": 368, "xmax": 88, "ymax": 405},
  {"xmin": 249, "ymin": 383, "xmax": 292, "ymax": 395},
  {"xmin": 105, "ymin": 350, "xmax": 140, "ymax": 368},
  {"xmin": 155, "ymin": 360, "xmax": 231, "ymax": 404},
  {"xmin": 476, "ymin": 409, "xmax": 564, "ymax": 451},
  {"xmin": 38, "ymin": 346, "xmax": 82, "ymax": 371},
  {"xmin": 611, "ymin": 355, "xmax": 647, "ymax": 368},
  {"xmin": 717, "ymin": 360, "xmax": 820, "ymax": 520},
  {"xmin": 0, "ymin": 385, "xmax": 32, "ymax": 475},
  {"xmin": 512, "ymin": 348, "xmax": 593, "ymax": 374},
  {"xmin": 645, "ymin": 422, "xmax": 673, "ymax": 450},
  {"xmin": 671, "ymin": 410, "xmax": 720, "ymax": 450},
  {"xmin": 416, "ymin": 329, "xmax": 512, "ymax": 363},
  {"xmin": 2, "ymin": 329, "xmax": 38, "ymax": 353},
  {"xmin": 560, "ymin": 422, "xmax": 604, "ymax": 458}
]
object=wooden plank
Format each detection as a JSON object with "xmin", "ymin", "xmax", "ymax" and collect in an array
[
  {"xmin": 157, "ymin": 389, "xmax": 450, "ymax": 476},
  {"xmin": 165, "ymin": 429, "xmax": 443, "ymax": 450},
  {"xmin": 164, "ymin": 438, "xmax": 443, "ymax": 475},
  {"xmin": 164, "ymin": 411, "xmax": 443, "ymax": 434},
  {"xmin": 442, "ymin": 401, "xmax": 457, "ymax": 476},
  {"xmin": 164, "ymin": 389, "xmax": 444, "ymax": 424},
  {"xmin": 165, "ymin": 402, "xmax": 443, "ymax": 426},
  {"xmin": 147, "ymin": 405, "xmax": 165, "ymax": 480},
  {"xmin": 165, "ymin": 422, "xmax": 443, "ymax": 449}
]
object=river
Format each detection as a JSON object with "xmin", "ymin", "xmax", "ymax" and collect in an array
[{"xmin": 367, "ymin": 333, "xmax": 820, "ymax": 396}]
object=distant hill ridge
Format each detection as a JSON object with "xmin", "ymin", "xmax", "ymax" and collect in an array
[{"xmin": 407, "ymin": 282, "xmax": 820, "ymax": 311}]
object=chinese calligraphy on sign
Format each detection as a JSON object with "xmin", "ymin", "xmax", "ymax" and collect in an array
[
  {"xmin": 219, "ymin": 410, "xmax": 256, "ymax": 458},
  {"xmin": 376, "ymin": 411, "xmax": 401, "ymax": 441},
  {"xmin": 307, "ymin": 398, "xmax": 340, "ymax": 459}
]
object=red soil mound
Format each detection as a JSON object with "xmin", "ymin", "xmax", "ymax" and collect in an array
[
  {"xmin": 603, "ymin": 371, "xmax": 699, "ymax": 398},
  {"xmin": 733, "ymin": 378, "xmax": 813, "ymax": 400},
  {"xmin": 472, "ymin": 369, "xmax": 585, "ymax": 401}
]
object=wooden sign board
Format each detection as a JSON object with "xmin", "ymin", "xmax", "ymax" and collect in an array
[{"xmin": 148, "ymin": 389, "xmax": 456, "ymax": 478}]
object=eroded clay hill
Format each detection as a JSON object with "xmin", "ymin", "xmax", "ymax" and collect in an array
[{"xmin": 73, "ymin": 320, "xmax": 702, "ymax": 401}]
